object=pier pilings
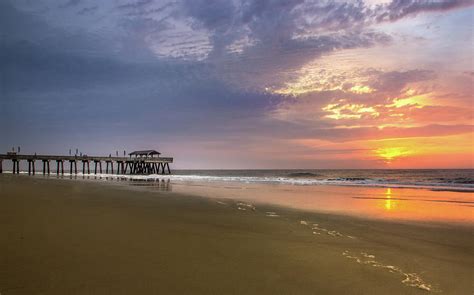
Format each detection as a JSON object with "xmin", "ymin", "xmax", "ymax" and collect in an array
[
  {"xmin": 0, "ymin": 154, "xmax": 173, "ymax": 176},
  {"xmin": 27, "ymin": 159, "xmax": 36, "ymax": 175},
  {"xmin": 42, "ymin": 160, "xmax": 50, "ymax": 175}
]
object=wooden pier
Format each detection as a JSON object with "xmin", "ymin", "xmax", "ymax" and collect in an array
[{"xmin": 0, "ymin": 150, "xmax": 173, "ymax": 175}]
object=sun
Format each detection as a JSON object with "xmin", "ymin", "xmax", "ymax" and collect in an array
[{"xmin": 375, "ymin": 147, "xmax": 411, "ymax": 162}]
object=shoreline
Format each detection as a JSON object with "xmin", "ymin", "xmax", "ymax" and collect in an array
[
  {"xmin": 1, "ymin": 175, "xmax": 473, "ymax": 294},
  {"xmin": 2, "ymin": 170, "xmax": 473, "ymax": 193},
  {"xmin": 3, "ymin": 172, "xmax": 473, "ymax": 227}
]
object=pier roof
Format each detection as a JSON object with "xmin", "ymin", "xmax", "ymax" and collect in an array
[{"xmin": 129, "ymin": 150, "xmax": 161, "ymax": 156}]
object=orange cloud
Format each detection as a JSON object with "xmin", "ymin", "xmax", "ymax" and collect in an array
[{"xmin": 367, "ymin": 133, "xmax": 474, "ymax": 167}]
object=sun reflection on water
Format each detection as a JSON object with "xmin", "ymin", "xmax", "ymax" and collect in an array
[{"xmin": 384, "ymin": 188, "xmax": 394, "ymax": 210}]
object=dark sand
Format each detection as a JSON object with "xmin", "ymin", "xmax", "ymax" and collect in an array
[{"xmin": 0, "ymin": 175, "xmax": 472, "ymax": 294}]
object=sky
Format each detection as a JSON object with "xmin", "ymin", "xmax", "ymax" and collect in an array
[{"xmin": 1, "ymin": 0, "xmax": 473, "ymax": 169}]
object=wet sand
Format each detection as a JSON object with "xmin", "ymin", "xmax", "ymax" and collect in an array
[{"xmin": 0, "ymin": 175, "xmax": 472, "ymax": 294}]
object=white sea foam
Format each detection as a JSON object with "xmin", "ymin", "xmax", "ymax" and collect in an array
[
  {"xmin": 342, "ymin": 250, "xmax": 436, "ymax": 292},
  {"xmin": 11, "ymin": 170, "xmax": 474, "ymax": 192},
  {"xmin": 361, "ymin": 252, "xmax": 375, "ymax": 259},
  {"xmin": 311, "ymin": 224, "xmax": 350, "ymax": 238},
  {"xmin": 161, "ymin": 174, "xmax": 474, "ymax": 191},
  {"xmin": 237, "ymin": 202, "xmax": 256, "ymax": 211},
  {"xmin": 327, "ymin": 230, "xmax": 343, "ymax": 237}
]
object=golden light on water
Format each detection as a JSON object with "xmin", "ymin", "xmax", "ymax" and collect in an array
[{"xmin": 384, "ymin": 188, "xmax": 393, "ymax": 210}]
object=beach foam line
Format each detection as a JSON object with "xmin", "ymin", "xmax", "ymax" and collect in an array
[
  {"xmin": 237, "ymin": 202, "xmax": 256, "ymax": 210},
  {"xmin": 309, "ymin": 223, "xmax": 354, "ymax": 239},
  {"xmin": 236, "ymin": 202, "xmax": 256, "ymax": 212},
  {"xmin": 162, "ymin": 175, "xmax": 474, "ymax": 191},
  {"xmin": 342, "ymin": 250, "xmax": 437, "ymax": 292},
  {"xmin": 10, "ymin": 171, "xmax": 474, "ymax": 192}
]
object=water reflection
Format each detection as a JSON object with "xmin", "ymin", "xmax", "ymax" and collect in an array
[
  {"xmin": 170, "ymin": 181, "xmax": 473, "ymax": 224},
  {"xmin": 384, "ymin": 188, "xmax": 394, "ymax": 210},
  {"xmin": 51, "ymin": 173, "xmax": 173, "ymax": 192},
  {"xmin": 24, "ymin": 173, "xmax": 474, "ymax": 223},
  {"xmin": 128, "ymin": 178, "xmax": 172, "ymax": 192}
]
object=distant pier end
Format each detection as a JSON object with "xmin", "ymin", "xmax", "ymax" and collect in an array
[{"xmin": 0, "ymin": 149, "xmax": 173, "ymax": 175}]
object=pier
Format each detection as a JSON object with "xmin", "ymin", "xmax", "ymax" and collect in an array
[{"xmin": 0, "ymin": 150, "xmax": 173, "ymax": 175}]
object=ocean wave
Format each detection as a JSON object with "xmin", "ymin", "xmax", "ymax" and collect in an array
[
  {"xmin": 286, "ymin": 172, "xmax": 322, "ymax": 177},
  {"xmin": 11, "ymin": 170, "xmax": 474, "ymax": 192},
  {"xmin": 97, "ymin": 173, "xmax": 474, "ymax": 192},
  {"xmin": 427, "ymin": 177, "xmax": 474, "ymax": 184}
]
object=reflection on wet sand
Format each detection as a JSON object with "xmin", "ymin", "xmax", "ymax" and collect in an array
[
  {"xmin": 128, "ymin": 179, "xmax": 172, "ymax": 192},
  {"xmin": 57, "ymin": 173, "xmax": 174, "ymax": 192},
  {"xmin": 21, "ymin": 172, "xmax": 474, "ymax": 223},
  {"xmin": 3, "ymin": 175, "xmax": 473, "ymax": 294},
  {"xmin": 171, "ymin": 181, "xmax": 473, "ymax": 224},
  {"xmin": 384, "ymin": 188, "xmax": 394, "ymax": 210}
]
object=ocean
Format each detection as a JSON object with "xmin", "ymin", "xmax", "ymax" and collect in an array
[
  {"xmin": 165, "ymin": 169, "xmax": 474, "ymax": 192},
  {"xmin": 6, "ymin": 168, "xmax": 474, "ymax": 223}
]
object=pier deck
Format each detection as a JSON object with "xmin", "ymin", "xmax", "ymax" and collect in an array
[{"xmin": 0, "ymin": 153, "xmax": 173, "ymax": 175}]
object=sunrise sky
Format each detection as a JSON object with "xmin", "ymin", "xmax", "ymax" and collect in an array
[{"xmin": 1, "ymin": 0, "xmax": 473, "ymax": 168}]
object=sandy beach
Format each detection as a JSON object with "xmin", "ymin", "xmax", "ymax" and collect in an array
[{"xmin": 0, "ymin": 175, "xmax": 472, "ymax": 294}]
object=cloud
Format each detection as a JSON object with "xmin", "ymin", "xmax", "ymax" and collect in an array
[
  {"xmin": 78, "ymin": 5, "xmax": 98, "ymax": 15},
  {"xmin": 369, "ymin": 69, "xmax": 436, "ymax": 93},
  {"xmin": 117, "ymin": 0, "xmax": 153, "ymax": 10},
  {"xmin": 301, "ymin": 124, "xmax": 474, "ymax": 143},
  {"xmin": 60, "ymin": 0, "xmax": 82, "ymax": 8},
  {"xmin": 406, "ymin": 105, "xmax": 473, "ymax": 123},
  {"xmin": 463, "ymin": 71, "xmax": 474, "ymax": 77},
  {"xmin": 270, "ymin": 68, "xmax": 439, "ymax": 124},
  {"xmin": 375, "ymin": 0, "xmax": 474, "ymax": 22},
  {"xmin": 1, "ymin": 0, "xmax": 473, "ymax": 167}
]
